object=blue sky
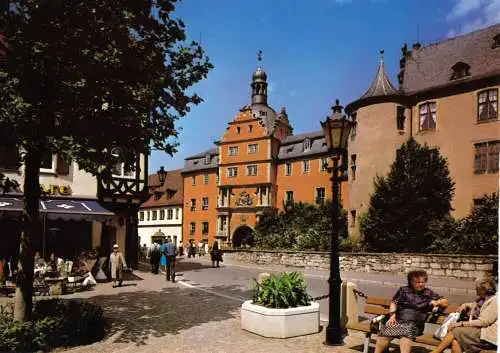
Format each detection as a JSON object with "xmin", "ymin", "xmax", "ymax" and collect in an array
[{"xmin": 149, "ymin": 0, "xmax": 500, "ymax": 173}]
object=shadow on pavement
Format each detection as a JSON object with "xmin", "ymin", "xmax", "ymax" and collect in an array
[{"xmin": 84, "ymin": 286, "xmax": 241, "ymax": 345}]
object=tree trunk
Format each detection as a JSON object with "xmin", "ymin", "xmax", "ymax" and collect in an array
[{"xmin": 14, "ymin": 150, "xmax": 41, "ymax": 322}]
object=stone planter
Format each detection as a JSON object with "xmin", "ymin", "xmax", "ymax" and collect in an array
[{"xmin": 241, "ymin": 300, "xmax": 320, "ymax": 338}]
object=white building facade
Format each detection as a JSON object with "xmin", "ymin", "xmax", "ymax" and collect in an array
[{"xmin": 138, "ymin": 169, "xmax": 183, "ymax": 247}]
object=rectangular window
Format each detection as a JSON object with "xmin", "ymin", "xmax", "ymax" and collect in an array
[
  {"xmin": 190, "ymin": 198, "xmax": 196, "ymax": 211},
  {"xmin": 350, "ymin": 113, "xmax": 357, "ymax": 138},
  {"xmin": 0, "ymin": 146, "xmax": 19, "ymax": 170},
  {"xmin": 351, "ymin": 154, "xmax": 357, "ymax": 181},
  {"xmin": 227, "ymin": 167, "xmax": 238, "ymax": 178},
  {"xmin": 167, "ymin": 209, "xmax": 173, "ymax": 220},
  {"xmin": 350, "ymin": 210, "xmax": 356, "ymax": 228},
  {"xmin": 302, "ymin": 160, "xmax": 310, "ymax": 174},
  {"xmin": 285, "ymin": 162, "xmax": 292, "ymax": 176},
  {"xmin": 139, "ymin": 212, "xmax": 144, "ymax": 221},
  {"xmin": 396, "ymin": 106, "xmax": 405, "ymax": 130},
  {"xmin": 320, "ymin": 157, "xmax": 328, "ymax": 172},
  {"xmin": 160, "ymin": 210, "xmax": 165, "ymax": 220},
  {"xmin": 202, "ymin": 197, "xmax": 209, "ymax": 210},
  {"xmin": 189, "ymin": 222, "xmax": 196, "ymax": 235},
  {"xmin": 315, "ymin": 187, "xmax": 325, "ymax": 205},
  {"xmin": 191, "ymin": 176, "xmax": 196, "ymax": 186},
  {"xmin": 40, "ymin": 153, "xmax": 56, "ymax": 173},
  {"xmin": 419, "ymin": 102, "xmax": 437, "ymax": 131},
  {"xmin": 474, "ymin": 141, "xmax": 499, "ymax": 174},
  {"xmin": 248, "ymin": 125, "xmax": 253, "ymax": 133},
  {"xmin": 202, "ymin": 222, "xmax": 209, "ymax": 235},
  {"xmin": 478, "ymin": 89, "xmax": 498, "ymax": 121},
  {"xmin": 147, "ymin": 211, "xmax": 150, "ymax": 221},
  {"xmin": 246, "ymin": 165, "xmax": 257, "ymax": 176},
  {"xmin": 204, "ymin": 174, "xmax": 209, "ymax": 184},
  {"xmin": 236, "ymin": 127, "xmax": 241, "ymax": 134},
  {"xmin": 152, "ymin": 210, "xmax": 158, "ymax": 220},
  {"xmin": 285, "ymin": 191, "xmax": 294, "ymax": 203},
  {"xmin": 175, "ymin": 208, "xmax": 179, "ymax": 219},
  {"xmin": 229, "ymin": 146, "xmax": 238, "ymax": 156},
  {"xmin": 248, "ymin": 144, "xmax": 258, "ymax": 154},
  {"xmin": 303, "ymin": 139, "xmax": 311, "ymax": 152},
  {"xmin": 215, "ymin": 173, "xmax": 219, "ymax": 185}
]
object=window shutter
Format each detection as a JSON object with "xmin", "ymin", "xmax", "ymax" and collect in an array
[
  {"xmin": 56, "ymin": 154, "xmax": 70, "ymax": 175},
  {"xmin": 488, "ymin": 142, "xmax": 499, "ymax": 173}
]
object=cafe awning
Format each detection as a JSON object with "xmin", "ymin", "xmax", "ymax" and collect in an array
[
  {"xmin": 0, "ymin": 197, "xmax": 23, "ymax": 212},
  {"xmin": 40, "ymin": 199, "xmax": 115, "ymax": 221},
  {"xmin": 0, "ymin": 197, "xmax": 115, "ymax": 221}
]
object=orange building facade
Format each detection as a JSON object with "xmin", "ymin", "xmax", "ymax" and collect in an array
[{"xmin": 181, "ymin": 66, "xmax": 348, "ymax": 247}]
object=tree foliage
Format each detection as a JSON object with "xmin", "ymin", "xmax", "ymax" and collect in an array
[
  {"xmin": 361, "ymin": 138, "xmax": 455, "ymax": 252},
  {"xmin": 254, "ymin": 201, "xmax": 348, "ymax": 251},
  {"xmin": 426, "ymin": 193, "xmax": 498, "ymax": 255},
  {"xmin": 0, "ymin": 0, "xmax": 212, "ymax": 321}
]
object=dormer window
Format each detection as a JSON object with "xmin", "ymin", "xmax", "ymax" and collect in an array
[
  {"xmin": 303, "ymin": 138, "xmax": 311, "ymax": 152},
  {"xmin": 204, "ymin": 154, "xmax": 211, "ymax": 165},
  {"xmin": 492, "ymin": 34, "xmax": 500, "ymax": 49},
  {"xmin": 450, "ymin": 61, "xmax": 470, "ymax": 80},
  {"xmin": 154, "ymin": 192, "xmax": 161, "ymax": 201}
]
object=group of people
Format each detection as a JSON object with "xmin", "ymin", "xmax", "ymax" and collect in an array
[
  {"xmin": 145, "ymin": 237, "xmax": 177, "ymax": 282},
  {"xmin": 374, "ymin": 270, "xmax": 497, "ymax": 353}
]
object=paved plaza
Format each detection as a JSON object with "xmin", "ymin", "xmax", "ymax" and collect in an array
[{"xmin": 1, "ymin": 258, "xmax": 470, "ymax": 353}]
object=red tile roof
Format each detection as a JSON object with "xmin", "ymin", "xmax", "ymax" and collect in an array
[{"xmin": 141, "ymin": 169, "xmax": 183, "ymax": 208}]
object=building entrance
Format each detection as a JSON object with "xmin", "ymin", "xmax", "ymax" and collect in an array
[{"xmin": 232, "ymin": 225, "xmax": 254, "ymax": 248}]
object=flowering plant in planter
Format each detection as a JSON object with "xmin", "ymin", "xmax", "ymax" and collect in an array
[{"xmin": 251, "ymin": 272, "xmax": 312, "ymax": 309}]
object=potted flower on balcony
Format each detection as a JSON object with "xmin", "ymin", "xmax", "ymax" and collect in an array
[{"xmin": 241, "ymin": 272, "xmax": 320, "ymax": 338}]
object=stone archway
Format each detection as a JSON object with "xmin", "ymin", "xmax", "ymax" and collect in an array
[{"xmin": 232, "ymin": 225, "xmax": 254, "ymax": 248}]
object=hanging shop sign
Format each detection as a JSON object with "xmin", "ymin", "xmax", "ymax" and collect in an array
[{"xmin": 40, "ymin": 184, "xmax": 72, "ymax": 196}]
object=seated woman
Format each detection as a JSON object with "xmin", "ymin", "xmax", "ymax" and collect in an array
[
  {"xmin": 431, "ymin": 276, "xmax": 497, "ymax": 353},
  {"xmin": 374, "ymin": 270, "xmax": 449, "ymax": 353}
]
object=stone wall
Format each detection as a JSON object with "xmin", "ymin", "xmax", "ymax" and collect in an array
[{"xmin": 222, "ymin": 250, "xmax": 498, "ymax": 280}]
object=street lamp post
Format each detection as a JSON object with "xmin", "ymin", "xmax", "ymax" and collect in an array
[
  {"xmin": 320, "ymin": 99, "xmax": 352, "ymax": 346},
  {"xmin": 157, "ymin": 166, "xmax": 167, "ymax": 186}
]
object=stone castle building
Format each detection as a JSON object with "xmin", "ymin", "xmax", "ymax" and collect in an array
[
  {"xmin": 172, "ymin": 24, "xmax": 499, "ymax": 247},
  {"xmin": 345, "ymin": 23, "xmax": 499, "ymax": 238}
]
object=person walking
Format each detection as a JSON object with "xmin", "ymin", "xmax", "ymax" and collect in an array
[
  {"xmin": 149, "ymin": 242, "xmax": 161, "ymax": 274},
  {"xmin": 164, "ymin": 237, "xmax": 177, "ymax": 283},
  {"xmin": 109, "ymin": 244, "xmax": 127, "ymax": 288},
  {"xmin": 210, "ymin": 240, "xmax": 223, "ymax": 268}
]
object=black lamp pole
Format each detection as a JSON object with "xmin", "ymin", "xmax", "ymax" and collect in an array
[
  {"xmin": 321, "ymin": 99, "xmax": 351, "ymax": 346},
  {"xmin": 325, "ymin": 154, "xmax": 342, "ymax": 345}
]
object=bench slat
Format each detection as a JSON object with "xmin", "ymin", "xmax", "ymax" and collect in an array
[
  {"xmin": 415, "ymin": 333, "xmax": 441, "ymax": 346},
  {"xmin": 346, "ymin": 322, "xmax": 371, "ymax": 333},
  {"xmin": 366, "ymin": 296, "xmax": 391, "ymax": 307},
  {"xmin": 364, "ymin": 305, "xmax": 389, "ymax": 316}
]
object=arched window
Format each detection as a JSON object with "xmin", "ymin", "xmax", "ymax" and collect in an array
[
  {"xmin": 450, "ymin": 61, "xmax": 470, "ymax": 80},
  {"xmin": 492, "ymin": 34, "xmax": 500, "ymax": 49}
]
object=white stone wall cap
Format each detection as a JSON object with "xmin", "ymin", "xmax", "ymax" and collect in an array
[{"xmin": 242, "ymin": 300, "xmax": 319, "ymax": 316}]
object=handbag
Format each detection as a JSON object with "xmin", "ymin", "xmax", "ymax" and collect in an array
[{"xmin": 433, "ymin": 312, "xmax": 460, "ymax": 340}]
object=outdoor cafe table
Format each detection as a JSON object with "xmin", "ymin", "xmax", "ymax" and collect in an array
[{"xmin": 44, "ymin": 277, "xmax": 66, "ymax": 296}]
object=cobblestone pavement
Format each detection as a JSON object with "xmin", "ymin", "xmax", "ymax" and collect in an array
[{"xmin": 1, "ymin": 266, "xmax": 437, "ymax": 353}]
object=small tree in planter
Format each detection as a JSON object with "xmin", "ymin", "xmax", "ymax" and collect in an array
[{"xmin": 241, "ymin": 272, "xmax": 319, "ymax": 338}]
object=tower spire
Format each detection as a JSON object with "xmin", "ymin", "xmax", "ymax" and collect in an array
[{"xmin": 251, "ymin": 50, "xmax": 268, "ymax": 105}]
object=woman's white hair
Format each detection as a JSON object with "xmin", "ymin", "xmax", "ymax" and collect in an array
[{"xmin": 475, "ymin": 276, "xmax": 497, "ymax": 295}]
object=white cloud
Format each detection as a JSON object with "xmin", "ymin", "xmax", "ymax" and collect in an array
[
  {"xmin": 446, "ymin": 0, "xmax": 482, "ymax": 20},
  {"xmin": 446, "ymin": 0, "xmax": 500, "ymax": 37}
]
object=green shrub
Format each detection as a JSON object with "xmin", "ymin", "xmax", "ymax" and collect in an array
[
  {"xmin": 252, "ymin": 272, "xmax": 312, "ymax": 309},
  {"xmin": 0, "ymin": 299, "xmax": 105, "ymax": 352}
]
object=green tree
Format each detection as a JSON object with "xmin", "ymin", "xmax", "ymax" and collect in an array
[
  {"xmin": 253, "ymin": 201, "xmax": 347, "ymax": 251},
  {"xmin": 362, "ymin": 138, "xmax": 455, "ymax": 252},
  {"xmin": 1, "ymin": 0, "xmax": 212, "ymax": 321}
]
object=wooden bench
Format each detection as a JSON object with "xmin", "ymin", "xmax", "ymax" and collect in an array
[
  {"xmin": 0, "ymin": 285, "xmax": 16, "ymax": 297},
  {"xmin": 346, "ymin": 296, "xmax": 467, "ymax": 353}
]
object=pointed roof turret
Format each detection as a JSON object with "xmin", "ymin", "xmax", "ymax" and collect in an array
[{"xmin": 360, "ymin": 50, "xmax": 399, "ymax": 99}]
